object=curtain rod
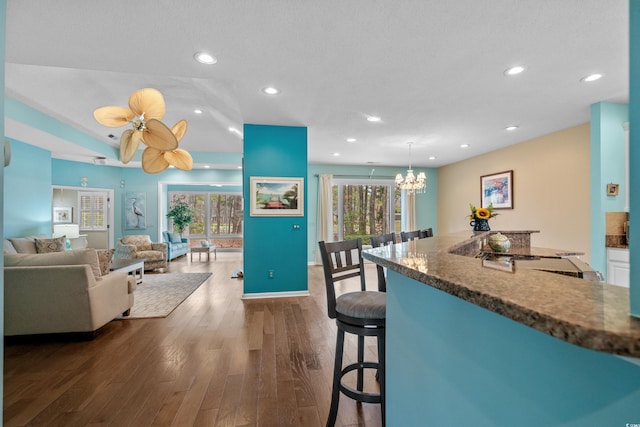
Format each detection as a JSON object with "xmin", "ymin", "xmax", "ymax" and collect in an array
[{"xmin": 314, "ymin": 174, "xmax": 396, "ymax": 179}]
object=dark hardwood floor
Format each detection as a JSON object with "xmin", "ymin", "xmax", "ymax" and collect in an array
[{"xmin": 3, "ymin": 252, "xmax": 383, "ymax": 426}]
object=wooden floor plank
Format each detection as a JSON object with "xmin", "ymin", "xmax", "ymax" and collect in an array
[{"xmin": 3, "ymin": 253, "xmax": 382, "ymax": 427}]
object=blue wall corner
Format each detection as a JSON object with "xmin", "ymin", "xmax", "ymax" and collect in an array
[
  {"xmin": 3, "ymin": 139, "xmax": 52, "ymax": 237},
  {"xmin": 243, "ymin": 124, "xmax": 308, "ymax": 294},
  {"xmin": 630, "ymin": 0, "xmax": 640, "ymax": 317},
  {"xmin": 589, "ymin": 101, "xmax": 628, "ymax": 276}
]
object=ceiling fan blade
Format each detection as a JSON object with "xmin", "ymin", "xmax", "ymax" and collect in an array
[
  {"xmin": 141, "ymin": 147, "xmax": 169, "ymax": 174},
  {"xmin": 94, "ymin": 106, "xmax": 134, "ymax": 127},
  {"xmin": 171, "ymin": 120, "xmax": 188, "ymax": 142},
  {"xmin": 143, "ymin": 119, "xmax": 179, "ymax": 150},
  {"xmin": 120, "ymin": 129, "xmax": 141, "ymax": 163},
  {"xmin": 128, "ymin": 88, "xmax": 166, "ymax": 120},
  {"xmin": 164, "ymin": 148, "xmax": 193, "ymax": 171}
]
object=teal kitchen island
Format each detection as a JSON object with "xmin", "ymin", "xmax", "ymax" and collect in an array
[{"xmin": 362, "ymin": 231, "xmax": 640, "ymax": 426}]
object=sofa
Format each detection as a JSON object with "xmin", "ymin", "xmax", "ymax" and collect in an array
[
  {"xmin": 4, "ymin": 245, "xmax": 136, "ymax": 339},
  {"xmin": 162, "ymin": 231, "xmax": 189, "ymax": 261},
  {"xmin": 116, "ymin": 235, "xmax": 168, "ymax": 271}
]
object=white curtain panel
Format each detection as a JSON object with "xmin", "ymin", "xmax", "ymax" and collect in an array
[
  {"xmin": 402, "ymin": 191, "xmax": 417, "ymax": 233},
  {"xmin": 316, "ymin": 174, "xmax": 333, "ymax": 264}
]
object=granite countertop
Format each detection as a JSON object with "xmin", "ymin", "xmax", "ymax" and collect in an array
[{"xmin": 362, "ymin": 231, "xmax": 640, "ymax": 358}]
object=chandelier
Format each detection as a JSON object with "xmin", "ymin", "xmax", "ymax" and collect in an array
[{"xmin": 395, "ymin": 142, "xmax": 426, "ymax": 194}]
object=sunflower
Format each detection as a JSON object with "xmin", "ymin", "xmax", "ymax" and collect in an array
[
  {"xmin": 468, "ymin": 203, "xmax": 499, "ymax": 220},
  {"xmin": 475, "ymin": 208, "xmax": 491, "ymax": 219}
]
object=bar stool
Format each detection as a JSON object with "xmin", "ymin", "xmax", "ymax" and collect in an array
[
  {"xmin": 318, "ymin": 239, "xmax": 386, "ymax": 427},
  {"xmin": 370, "ymin": 232, "xmax": 396, "ymax": 292},
  {"xmin": 400, "ymin": 229, "xmax": 422, "ymax": 242}
]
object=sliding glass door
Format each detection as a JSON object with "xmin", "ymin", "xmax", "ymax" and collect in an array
[
  {"xmin": 169, "ymin": 191, "xmax": 243, "ymax": 250},
  {"xmin": 332, "ymin": 179, "xmax": 400, "ymax": 245}
]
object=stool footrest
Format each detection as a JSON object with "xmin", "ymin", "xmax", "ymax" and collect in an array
[{"xmin": 339, "ymin": 362, "xmax": 382, "ymax": 404}]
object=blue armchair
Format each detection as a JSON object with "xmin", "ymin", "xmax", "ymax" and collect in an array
[{"xmin": 162, "ymin": 231, "xmax": 189, "ymax": 261}]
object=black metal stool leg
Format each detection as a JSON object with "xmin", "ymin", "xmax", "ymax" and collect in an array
[
  {"xmin": 357, "ymin": 335, "xmax": 364, "ymax": 392},
  {"xmin": 327, "ymin": 327, "xmax": 345, "ymax": 427},
  {"xmin": 378, "ymin": 330, "xmax": 386, "ymax": 426}
]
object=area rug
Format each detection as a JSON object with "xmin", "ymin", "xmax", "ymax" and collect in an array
[{"xmin": 122, "ymin": 272, "xmax": 212, "ymax": 319}]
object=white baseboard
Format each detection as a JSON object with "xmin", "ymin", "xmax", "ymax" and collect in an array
[{"xmin": 241, "ymin": 290, "xmax": 311, "ymax": 300}]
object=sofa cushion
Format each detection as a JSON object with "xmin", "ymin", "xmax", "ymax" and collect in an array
[
  {"xmin": 169, "ymin": 232, "xmax": 183, "ymax": 244},
  {"xmin": 136, "ymin": 250, "xmax": 165, "ymax": 261},
  {"xmin": 96, "ymin": 248, "xmax": 116, "ymax": 276},
  {"xmin": 121, "ymin": 235, "xmax": 152, "ymax": 251},
  {"xmin": 7, "ymin": 235, "xmax": 48, "ymax": 254},
  {"xmin": 35, "ymin": 236, "xmax": 67, "ymax": 253},
  {"xmin": 3, "ymin": 239, "xmax": 17, "ymax": 254},
  {"xmin": 4, "ymin": 248, "xmax": 102, "ymax": 280}
]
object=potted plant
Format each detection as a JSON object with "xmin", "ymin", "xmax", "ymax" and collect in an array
[{"xmin": 166, "ymin": 201, "xmax": 194, "ymax": 235}]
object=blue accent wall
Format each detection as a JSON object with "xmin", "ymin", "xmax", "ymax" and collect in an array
[
  {"xmin": 3, "ymin": 139, "xmax": 52, "ymax": 238},
  {"xmin": 630, "ymin": 0, "xmax": 640, "ymax": 317},
  {"xmin": 386, "ymin": 270, "xmax": 640, "ymax": 426},
  {"xmin": 589, "ymin": 102, "xmax": 628, "ymax": 276},
  {"xmin": 243, "ymin": 124, "xmax": 308, "ymax": 294}
]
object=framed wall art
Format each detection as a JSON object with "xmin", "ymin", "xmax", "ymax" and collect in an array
[
  {"xmin": 480, "ymin": 170, "xmax": 513, "ymax": 209},
  {"xmin": 250, "ymin": 177, "xmax": 304, "ymax": 216},
  {"xmin": 125, "ymin": 191, "xmax": 147, "ymax": 229},
  {"xmin": 53, "ymin": 207, "xmax": 72, "ymax": 223}
]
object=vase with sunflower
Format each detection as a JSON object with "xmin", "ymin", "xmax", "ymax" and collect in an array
[{"xmin": 469, "ymin": 203, "xmax": 498, "ymax": 231}]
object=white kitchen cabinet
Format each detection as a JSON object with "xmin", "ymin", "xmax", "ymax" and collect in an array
[{"xmin": 607, "ymin": 248, "xmax": 629, "ymax": 287}]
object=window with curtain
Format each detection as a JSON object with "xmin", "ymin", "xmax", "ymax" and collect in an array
[
  {"xmin": 78, "ymin": 191, "xmax": 108, "ymax": 231},
  {"xmin": 332, "ymin": 179, "xmax": 401, "ymax": 244}
]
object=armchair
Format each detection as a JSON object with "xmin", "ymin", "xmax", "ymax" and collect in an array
[{"xmin": 116, "ymin": 235, "xmax": 168, "ymax": 271}]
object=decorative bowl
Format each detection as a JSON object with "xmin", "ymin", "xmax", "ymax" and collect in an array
[{"xmin": 488, "ymin": 232, "xmax": 511, "ymax": 253}]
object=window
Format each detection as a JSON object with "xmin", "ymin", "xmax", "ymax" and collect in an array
[
  {"xmin": 78, "ymin": 191, "xmax": 108, "ymax": 231},
  {"xmin": 169, "ymin": 191, "xmax": 243, "ymax": 248},
  {"xmin": 332, "ymin": 180, "xmax": 400, "ymax": 245}
]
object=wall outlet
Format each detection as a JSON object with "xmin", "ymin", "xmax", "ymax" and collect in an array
[{"xmin": 268, "ymin": 270, "xmax": 274, "ymax": 279}]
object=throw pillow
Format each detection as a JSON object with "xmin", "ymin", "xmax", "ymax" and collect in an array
[
  {"xmin": 169, "ymin": 233, "xmax": 183, "ymax": 244},
  {"xmin": 4, "ymin": 248, "xmax": 102, "ymax": 279},
  {"xmin": 35, "ymin": 236, "xmax": 67, "ymax": 253},
  {"xmin": 7, "ymin": 235, "xmax": 47, "ymax": 254},
  {"xmin": 96, "ymin": 248, "xmax": 115, "ymax": 276}
]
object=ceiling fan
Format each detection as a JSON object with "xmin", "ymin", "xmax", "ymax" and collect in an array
[{"xmin": 93, "ymin": 88, "xmax": 193, "ymax": 173}]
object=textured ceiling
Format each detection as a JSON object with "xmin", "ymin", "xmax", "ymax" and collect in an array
[{"xmin": 4, "ymin": 0, "xmax": 629, "ymax": 169}]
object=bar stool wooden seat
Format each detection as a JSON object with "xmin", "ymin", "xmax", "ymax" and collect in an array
[{"xmin": 318, "ymin": 239, "xmax": 386, "ymax": 427}]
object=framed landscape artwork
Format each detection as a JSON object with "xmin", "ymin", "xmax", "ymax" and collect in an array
[
  {"xmin": 250, "ymin": 177, "xmax": 304, "ymax": 216},
  {"xmin": 481, "ymin": 170, "xmax": 513, "ymax": 209}
]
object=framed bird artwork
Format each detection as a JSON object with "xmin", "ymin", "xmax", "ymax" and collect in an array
[{"xmin": 125, "ymin": 191, "xmax": 147, "ymax": 230}]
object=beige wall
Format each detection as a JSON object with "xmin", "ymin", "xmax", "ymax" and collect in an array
[{"xmin": 438, "ymin": 123, "xmax": 591, "ymax": 262}]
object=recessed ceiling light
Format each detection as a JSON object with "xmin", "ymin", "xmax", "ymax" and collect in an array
[
  {"xmin": 194, "ymin": 109, "xmax": 203, "ymax": 114},
  {"xmin": 505, "ymin": 125, "xmax": 519, "ymax": 131},
  {"xmin": 332, "ymin": 152, "xmax": 340, "ymax": 156},
  {"xmin": 504, "ymin": 66, "xmax": 525, "ymax": 76},
  {"xmin": 367, "ymin": 116, "xmax": 381, "ymax": 122},
  {"xmin": 460, "ymin": 144, "xmax": 470, "ymax": 148},
  {"xmin": 429, "ymin": 156, "xmax": 436, "ymax": 160},
  {"xmin": 194, "ymin": 52, "xmax": 217, "ymax": 65},
  {"xmin": 581, "ymin": 73, "xmax": 604, "ymax": 83},
  {"xmin": 262, "ymin": 87, "xmax": 280, "ymax": 95},
  {"xmin": 204, "ymin": 165, "xmax": 210, "ymax": 169},
  {"xmin": 237, "ymin": 165, "xmax": 243, "ymax": 169},
  {"xmin": 346, "ymin": 138, "xmax": 357, "ymax": 143}
]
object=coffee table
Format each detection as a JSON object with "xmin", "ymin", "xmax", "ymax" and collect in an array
[
  {"xmin": 110, "ymin": 259, "xmax": 145, "ymax": 284},
  {"xmin": 190, "ymin": 245, "xmax": 217, "ymax": 261}
]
